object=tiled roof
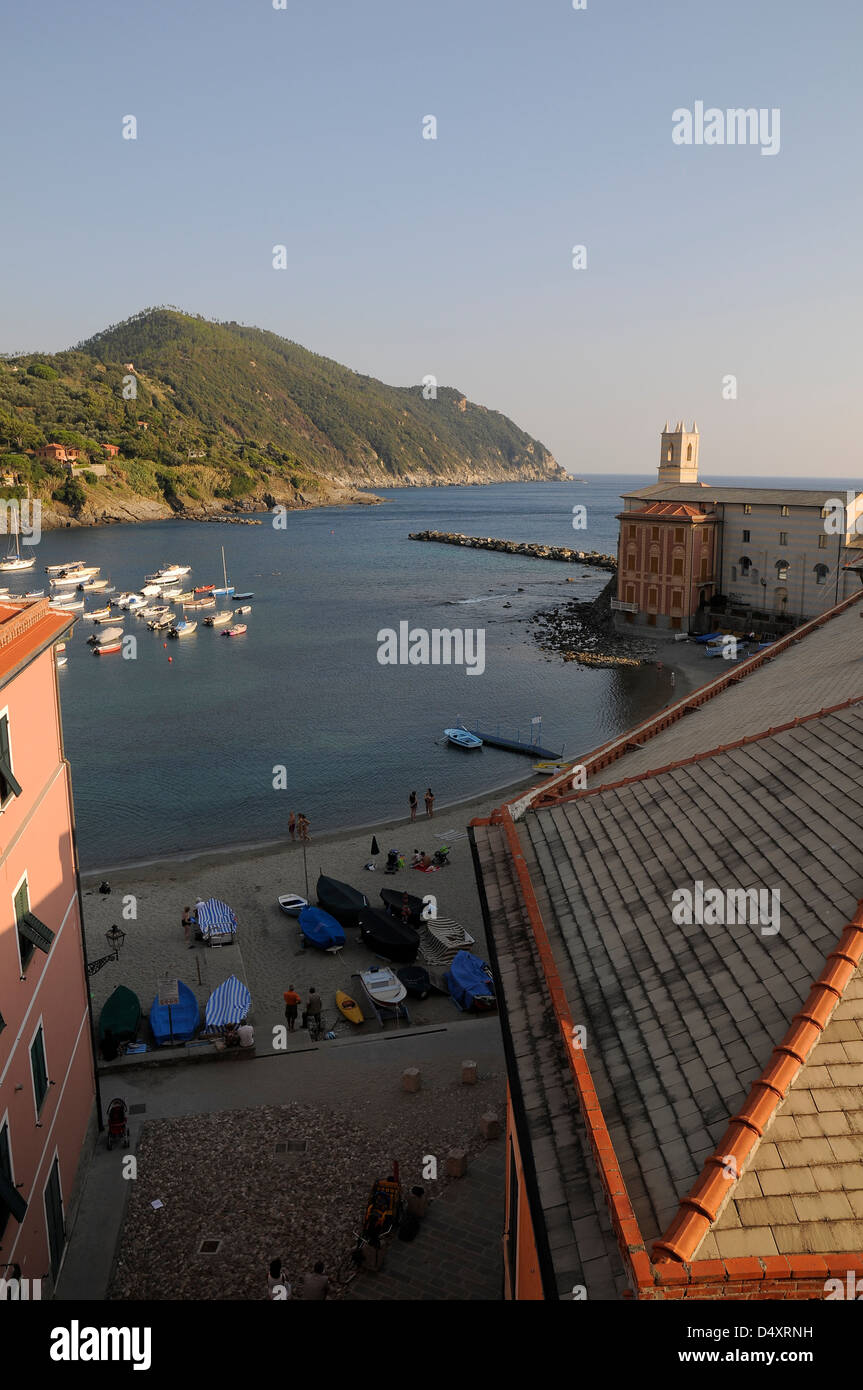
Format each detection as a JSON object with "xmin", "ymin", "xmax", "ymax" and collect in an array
[
  {"xmin": 622, "ymin": 483, "xmax": 851, "ymax": 506},
  {"xmin": 0, "ymin": 598, "xmax": 72, "ymax": 684},
  {"xmin": 473, "ymin": 592, "xmax": 863, "ymax": 1296},
  {"xmin": 618, "ymin": 502, "xmax": 711, "ymax": 520}
]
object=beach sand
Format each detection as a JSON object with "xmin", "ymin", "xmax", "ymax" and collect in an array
[{"xmin": 80, "ymin": 630, "xmax": 714, "ymax": 1048}]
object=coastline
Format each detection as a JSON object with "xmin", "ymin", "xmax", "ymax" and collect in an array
[{"xmin": 80, "ymin": 630, "xmax": 709, "ymax": 883}]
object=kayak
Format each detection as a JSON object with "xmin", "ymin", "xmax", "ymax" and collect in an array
[{"xmin": 336, "ymin": 990, "xmax": 364, "ymax": 1025}]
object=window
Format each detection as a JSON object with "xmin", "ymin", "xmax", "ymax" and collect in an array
[
  {"xmin": 649, "ymin": 553, "xmax": 659, "ymax": 573},
  {"xmin": 671, "ymin": 589, "xmax": 683, "ymax": 611},
  {"xmin": 781, "ymin": 505, "xmax": 789, "ymax": 517},
  {"xmin": 776, "ymin": 561, "xmax": 789, "ymax": 583},
  {"xmin": 818, "ymin": 534, "xmax": 827, "ymax": 550},
  {"xmin": 779, "ymin": 532, "xmax": 788, "ymax": 546},
  {"xmin": 650, "ymin": 527, "xmax": 659, "ymax": 541},
  {"xmin": 0, "ymin": 1121, "xmax": 26, "ymax": 1240},
  {"xmin": 744, "ymin": 504, "xmax": 752, "ymax": 515},
  {"xmin": 665, "ymin": 446, "xmax": 672, "ymax": 461},
  {"xmin": 700, "ymin": 558, "xmax": 709, "ymax": 579},
  {"xmin": 814, "ymin": 563, "xmax": 829, "ymax": 585},
  {"xmin": 30, "ymin": 1025, "xmax": 48, "ymax": 1114},
  {"xmin": 674, "ymin": 527, "xmax": 684, "ymax": 544},
  {"xmin": 14, "ymin": 876, "xmax": 54, "ymax": 972},
  {"xmin": 627, "ymin": 525, "xmax": 636, "ymax": 540},
  {"xmin": 672, "ymin": 557, "xmax": 684, "ymax": 576},
  {"xmin": 647, "ymin": 586, "xmax": 658, "ymax": 609},
  {"xmin": 686, "ymin": 443, "xmax": 693, "ymax": 461},
  {"xmin": 626, "ymin": 549, "xmax": 636, "ymax": 571},
  {"xmin": 670, "ymin": 616, "xmax": 681, "ymax": 630},
  {"xmin": 739, "ymin": 556, "xmax": 751, "ymax": 576},
  {"xmin": 0, "ymin": 713, "xmax": 21, "ymax": 809},
  {"xmin": 742, "ymin": 529, "xmax": 750, "ymax": 543}
]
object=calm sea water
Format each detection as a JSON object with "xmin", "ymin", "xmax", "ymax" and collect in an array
[{"xmin": 15, "ymin": 473, "xmax": 840, "ymax": 868}]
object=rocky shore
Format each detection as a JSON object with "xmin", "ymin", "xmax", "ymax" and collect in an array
[
  {"xmin": 409, "ymin": 530, "xmax": 617, "ymax": 569},
  {"xmin": 531, "ymin": 580, "xmax": 657, "ymax": 668}
]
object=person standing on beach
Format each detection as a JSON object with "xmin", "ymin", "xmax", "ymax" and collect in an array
[
  {"xmin": 409, "ymin": 790, "xmax": 418, "ymax": 821},
  {"xmin": 283, "ymin": 985, "xmax": 301, "ymax": 1031},
  {"xmin": 288, "ymin": 811, "xmax": 296, "ymax": 841},
  {"xmin": 182, "ymin": 905, "xmax": 194, "ymax": 950},
  {"xmin": 424, "ymin": 788, "xmax": 434, "ymax": 818},
  {"xmin": 306, "ymin": 987, "xmax": 322, "ymax": 1034},
  {"xmin": 298, "ymin": 813, "xmax": 310, "ymax": 842}
]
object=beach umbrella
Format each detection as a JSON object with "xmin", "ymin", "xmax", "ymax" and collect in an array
[{"xmin": 371, "ymin": 836, "xmax": 380, "ymax": 856}]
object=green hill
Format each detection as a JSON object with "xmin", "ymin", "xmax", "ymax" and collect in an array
[{"xmin": 0, "ymin": 308, "xmax": 564, "ymax": 525}]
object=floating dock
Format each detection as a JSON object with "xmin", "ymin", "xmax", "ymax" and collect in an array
[{"xmin": 464, "ymin": 727, "xmax": 562, "ymax": 760}]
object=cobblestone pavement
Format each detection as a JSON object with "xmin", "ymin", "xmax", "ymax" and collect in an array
[{"xmin": 344, "ymin": 1143, "xmax": 503, "ymax": 1300}]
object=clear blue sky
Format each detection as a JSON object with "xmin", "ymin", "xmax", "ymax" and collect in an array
[{"xmin": 3, "ymin": 0, "xmax": 861, "ymax": 476}]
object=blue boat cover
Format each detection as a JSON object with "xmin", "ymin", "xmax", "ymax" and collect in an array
[
  {"xmin": 299, "ymin": 906, "xmax": 346, "ymax": 949},
  {"xmin": 149, "ymin": 980, "xmax": 200, "ymax": 1045},
  {"xmin": 444, "ymin": 951, "xmax": 495, "ymax": 1011},
  {"xmin": 693, "ymin": 631, "xmax": 723, "ymax": 644},
  {"xmin": 205, "ymin": 975, "xmax": 251, "ymax": 1030},
  {"xmin": 194, "ymin": 898, "xmax": 238, "ymax": 939}
]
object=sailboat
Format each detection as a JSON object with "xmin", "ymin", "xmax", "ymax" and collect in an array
[
  {"xmin": 0, "ymin": 521, "xmax": 36, "ymax": 572},
  {"xmin": 212, "ymin": 546, "xmax": 235, "ymax": 597}
]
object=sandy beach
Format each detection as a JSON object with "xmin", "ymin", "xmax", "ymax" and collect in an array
[{"xmin": 80, "ymin": 629, "xmax": 714, "ymax": 1054}]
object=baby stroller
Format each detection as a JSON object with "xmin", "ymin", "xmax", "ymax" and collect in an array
[
  {"xmin": 431, "ymin": 845, "xmax": 450, "ymax": 868},
  {"xmin": 106, "ymin": 1097, "xmax": 130, "ymax": 1150},
  {"xmin": 384, "ymin": 849, "xmax": 400, "ymax": 875}
]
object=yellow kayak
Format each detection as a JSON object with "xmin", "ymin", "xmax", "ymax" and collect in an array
[
  {"xmin": 532, "ymin": 761, "xmax": 569, "ymax": 775},
  {"xmin": 336, "ymin": 991, "xmax": 364, "ymax": 1025}
]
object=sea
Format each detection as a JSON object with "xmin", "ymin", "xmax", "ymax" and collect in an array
[{"xmin": 13, "ymin": 472, "xmax": 850, "ymax": 869}]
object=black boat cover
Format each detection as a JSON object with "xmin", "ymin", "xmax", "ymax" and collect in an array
[
  {"xmin": 359, "ymin": 908, "xmax": 420, "ymax": 964},
  {"xmin": 316, "ymin": 875, "xmax": 368, "ymax": 927}
]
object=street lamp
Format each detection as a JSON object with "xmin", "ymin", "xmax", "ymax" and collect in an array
[{"xmin": 86, "ymin": 924, "xmax": 126, "ymax": 977}]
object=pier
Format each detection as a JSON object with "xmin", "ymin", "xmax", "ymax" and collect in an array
[{"xmin": 409, "ymin": 530, "xmax": 616, "ymax": 570}]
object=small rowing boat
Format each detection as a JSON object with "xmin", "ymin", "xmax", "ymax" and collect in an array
[
  {"xmin": 233, "ymin": 605, "xmax": 252, "ymax": 616},
  {"xmin": 203, "ymin": 610, "xmax": 233, "ymax": 626},
  {"xmin": 444, "ymin": 727, "xmax": 483, "ymax": 750},
  {"xmin": 223, "ymin": 624, "xmax": 247, "ymax": 637},
  {"xmin": 359, "ymin": 966, "xmax": 407, "ymax": 1009},
  {"xmin": 94, "ymin": 641, "xmax": 122, "ymax": 655},
  {"xmin": 232, "ymin": 592, "xmax": 254, "ymax": 601}
]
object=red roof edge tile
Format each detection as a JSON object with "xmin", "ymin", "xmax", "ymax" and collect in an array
[
  {"xmin": 506, "ymin": 588, "xmax": 863, "ymax": 815},
  {"xmin": 498, "ymin": 807, "xmax": 647, "ymax": 1293},
  {"xmin": 650, "ymin": 900, "xmax": 863, "ymax": 1265}
]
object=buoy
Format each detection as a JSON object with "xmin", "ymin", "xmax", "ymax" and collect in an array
[{"xmin": 168, "ymin": 656, "xmax": 173, "ymax": 663}]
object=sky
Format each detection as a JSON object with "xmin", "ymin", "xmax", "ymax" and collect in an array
[{"xmin": 2, "ymin": 0, "xmax": 861, "ymax": 477}]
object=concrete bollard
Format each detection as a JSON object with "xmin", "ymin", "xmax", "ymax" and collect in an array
[
  {"xmin": 446, "ymin": 1149, "xmax": 468, "ymax": 1179},
  {"xmin": 402, "ymin": 1067, "xmax": 421, "ymax": 1093},
  {"xmin": 461, "ymin": 1060, "xmax": 478, "ymax": 1086},
  {"xmin": 480, "ymin": 1111, "xmax": 501, "ymax": 1140}
]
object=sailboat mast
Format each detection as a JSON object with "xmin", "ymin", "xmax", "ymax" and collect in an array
[{"xmin": 221, "ymin": 545, "xmax": 227, "ymax": 590}]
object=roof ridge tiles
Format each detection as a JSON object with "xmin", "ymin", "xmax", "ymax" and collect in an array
[{"xmin": 651, "ymin": 901, "xmax": 863, "ymax": 1264}]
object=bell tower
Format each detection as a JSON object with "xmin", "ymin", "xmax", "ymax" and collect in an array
[{"xmin": 658, "ymin": 420, "xmax": 699, "ymax": 484}]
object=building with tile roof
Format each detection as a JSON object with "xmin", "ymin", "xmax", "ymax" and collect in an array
[
  {"xmin": 470, "ymin": 588, "xmax": 863, "ymax": 1300},
  {"xmin": 614, "ymin": 424, "xmax": 863, "ymax": 630}
]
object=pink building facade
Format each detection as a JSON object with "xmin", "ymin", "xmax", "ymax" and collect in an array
[{"xmin": 0, "ymin": 600, "xmax": 95, "ymax": 1293}]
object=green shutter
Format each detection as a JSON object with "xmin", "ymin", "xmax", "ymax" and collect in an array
[
  {"xmin": 18, "ymin": 913, "xmax": 54, "ymax": 954},
  {"xmin": 30, "ymin": 1029, "xmax": 48, "ymax": 1111},
  {"xmin": 0, "ymin": 715, "xmax": 20, "ymax": 800},
  {"xmin": 13, "ymin": 880, "xmax": 29, "ymax": 925}
]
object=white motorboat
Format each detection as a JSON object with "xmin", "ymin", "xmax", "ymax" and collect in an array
[
  {"xmin": 168, "ymin": 619, "xmax": 197, "ymax": 638},
  {"xmin": 173, "ymin": 589, "xmax": 195, "ymax": 602},
  {"xmin": 88, "ymin": 626, "xmax": 124, "ymax": 645},
  {"xmin": 50, "ymin": 597, "xmax": 84, "ymax": 611},
  {"xmin": 113, "ymin": 592, "xmax": 137, "ymax": 609},
  {"xmin": 359, "ymin": 967, "xmax": 407, "ymax": 1009},
  {"xmin": 147, "ymin": 614, "xmax": 175, "ymax": 631},
  {"xmin": 159, "ymin": 585, "xmax": 183, "ymax": 599},
  {"xmin": 45, "ymin": 561, "xmax": 85, "ymax": 575},
  {"xmin": 78, "ymin": 577, "xmax": 109, "ymax": 591},
  {"xmin": 203, "ymin": 610, "xmax": 233, "ymax": 626},
  {"xmin": 95, "ymin": 610, "xmax": 124, "ymax": 624},
  {"xmin": 140, "ymin": 583, "xmax": 163, "ymax": 596},
  {"xmin": 145, "ymin": 564, "xmax": 191, "ymax": 583},
  {"xmin": 126, "ymin": 595, "xmax": 148, "ymax": 611},
  {"xmin": 83, "ymin": 606, "xmax": 112, "ymax": 621}
]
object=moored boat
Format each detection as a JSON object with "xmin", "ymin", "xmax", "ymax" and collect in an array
[
  {"xmin": 223, "ymin": 624, "xmax": 247, "ymax": 637},
  {"xmin": 183, "ymin": 596, "xmax": 215, "ymax": 609},
  {"xmin": 194, "ymin": 584, "xmax": 215, "ymax": 594},
  {"xmin": 358, "ymin": 907, "xmax": 420, "ymax": 964},
  {"xmin": 317, "ymin": 875, "xmax": 368, "ymax": 929},
  {"xmin": 94, "ymin": 641, "xmax": 122, "ymax": 655},
  {"xmin": 359, "ymin": 966, "xmax": 407, "ymax": 1010},
  {"xmin": 232, "ymin": 592, "xmax": 254, "ymax": 601},
  {"xmin": 234, "ymin": 605, "xmax": 252, "ymax": 616},
  {"xmin": 168, "ymin": 619, "xmax": 197, "ymax": 638},
  {"xmin": 203, "ymin": 610, "xmax": 233, "ymax": 626},
  {"xmin": 45, "ymin": 561, "xmax": 85, "ymax": 575},
  {"xmin": 88, "ymin": 626, "xmax": 124, "ymax": 645},
  {"xmin": 298, "ymin": 906, "xmax": 346, "ymax": 951},
  {"xmin": 444, "ymin": 727, "xmax": 483, "ymax": 750}
]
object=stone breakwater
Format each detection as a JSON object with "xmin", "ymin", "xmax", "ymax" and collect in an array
[{"xmin": 408, "ymin": 530, "xmax": 617, "ymax": 569}]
